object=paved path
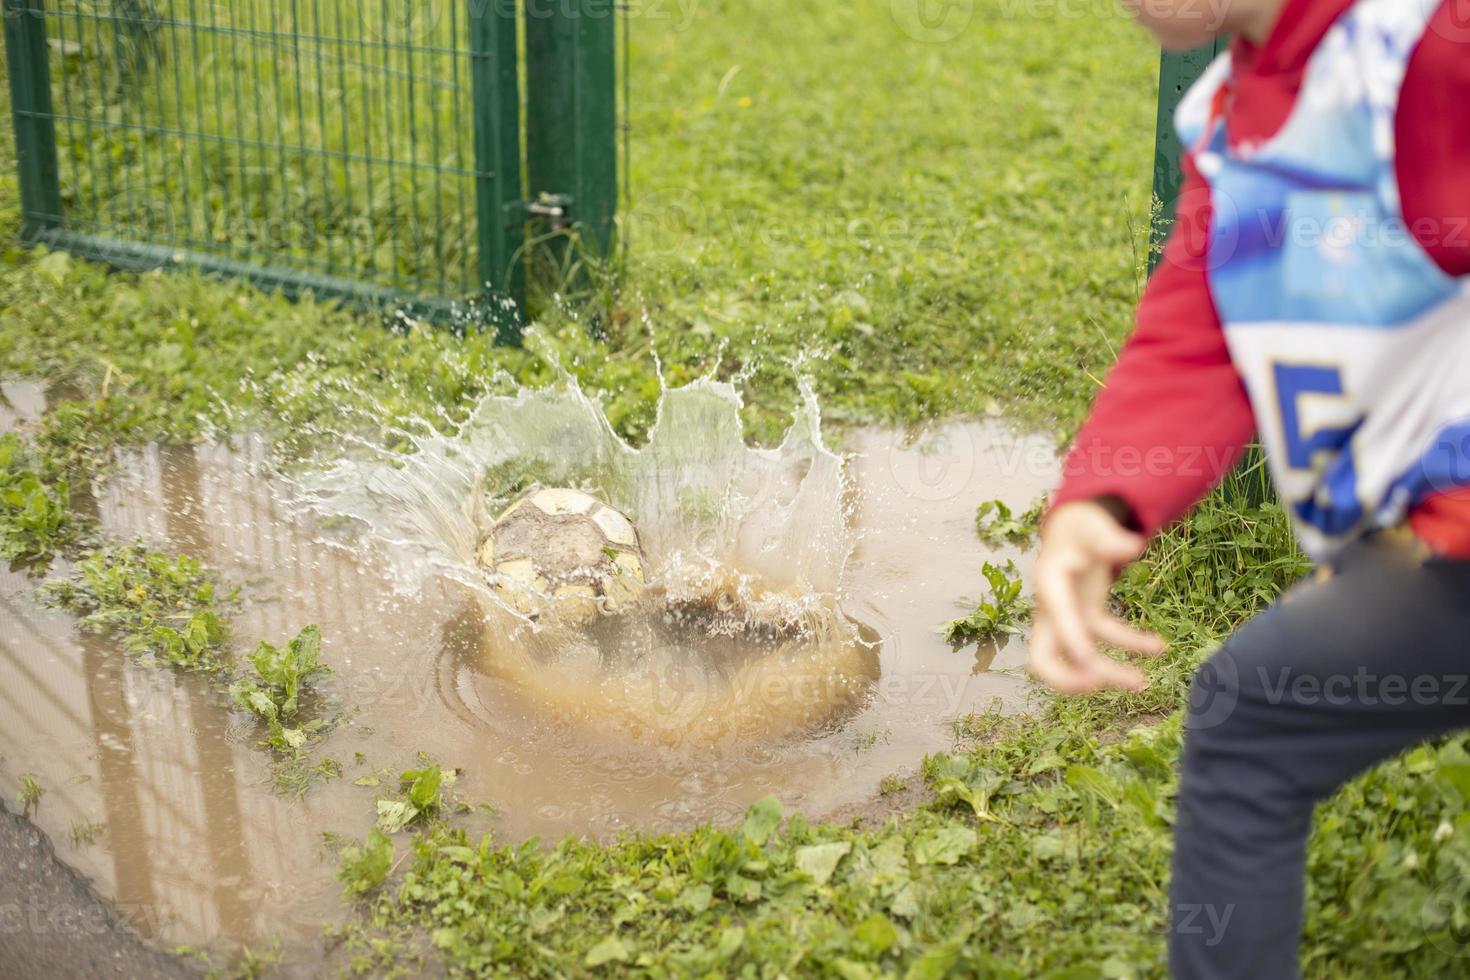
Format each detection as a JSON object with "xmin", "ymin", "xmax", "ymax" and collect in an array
[{"xmin": 0, "ymin": 800, "xmax": 196, "ymax": 980}]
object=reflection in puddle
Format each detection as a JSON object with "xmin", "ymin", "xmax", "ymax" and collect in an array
[
  {"xmin": 0, "ymin": 379, "xmax": 47, "ymax": 432},
  {"xmin": 0, "ymin": 385, "xmax": 1056, "ymax": 955}
]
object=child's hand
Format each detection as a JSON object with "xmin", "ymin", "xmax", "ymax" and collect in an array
[{"xmin": 1029, "ymin": 500, "xmax": 1165, "ymax": 694}]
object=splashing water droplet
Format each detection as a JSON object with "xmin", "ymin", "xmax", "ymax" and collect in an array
[{"xmin": 300, "ymin": 362, "xmax": 876, "ymax": 749}]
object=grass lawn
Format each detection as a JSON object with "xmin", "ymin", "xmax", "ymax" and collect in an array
[
  {"xmin": 3, "ymin": 1, "xmax": 1470, "ymax": 976},
  {"xmin": 4, "ymin": 0, "xmax": 1158, "ymax": 442}
]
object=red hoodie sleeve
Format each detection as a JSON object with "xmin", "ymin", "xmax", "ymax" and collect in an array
[
  {"xmin": 1050, "ymin": 155, "xmax": 1256, "ymax": 537},
  {"xmin": 1398, "ymin": 3, "xmax": 1470, "ymax": 553},
  {"xmin": 1396, "ymin": 2, "xmax": 1470, "ymax": 280}
]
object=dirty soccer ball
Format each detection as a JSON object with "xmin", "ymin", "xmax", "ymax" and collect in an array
[{"xmin": 477, "ymin": 488, "xmax": 647, "ymax": 625}]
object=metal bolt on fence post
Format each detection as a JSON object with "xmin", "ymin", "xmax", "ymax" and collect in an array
[{"xmin": 523, "ymin": 0, "xmax": 618, "ymax": 273}]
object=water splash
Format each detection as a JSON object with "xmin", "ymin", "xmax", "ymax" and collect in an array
[{"xmin": 302, "ymin": 362, "xmax": 876, "ymax": 748}]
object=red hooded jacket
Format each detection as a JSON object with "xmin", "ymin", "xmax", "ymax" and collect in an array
[{"xmin": 1051, "ymin": 0, "xmax": 1470, "ymax": 555}]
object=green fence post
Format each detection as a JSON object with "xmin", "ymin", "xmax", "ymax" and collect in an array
[
  {"xmin": 1152, "ymin": 42, "xmax": 1270, "ymax": 506},
  {"xmin": 523, "ymin": 0, "xmax": 618, "ymax": 263},
  {"xmin": 470, "ymin": 0, "xmax": 527, "ymax": 343},
  {"xmin": 1148, "ymin": 42, "xmax": 1223, "ymax": 269},
  {"xmin": 4, "ymin": 0, "xmax": 63, "ymax": 243}
]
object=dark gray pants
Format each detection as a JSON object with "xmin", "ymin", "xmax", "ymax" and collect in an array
[{"xmin": 1170, "ymin": 531, "xmax": 1470, "ymax": 978}]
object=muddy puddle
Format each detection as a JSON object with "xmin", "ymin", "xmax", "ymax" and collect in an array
[{"xmin": 0, "ymin": 376, "xmax": 1056, "ymax": 955}]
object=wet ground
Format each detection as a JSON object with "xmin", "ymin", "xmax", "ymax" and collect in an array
[
  {"xmin": 0, "ymin": 798, "xmax": 196, "ymax": 979},
  {"xmin": 0, "ymin": 378, "xmax": 1057, "ymax": 962}
]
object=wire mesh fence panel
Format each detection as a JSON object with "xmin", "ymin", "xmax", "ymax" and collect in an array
[{"xmin": 5, "ymin": 0, "xmax": 525, "ymax": 329}]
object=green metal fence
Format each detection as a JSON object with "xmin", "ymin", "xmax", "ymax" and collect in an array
[
  {"xmin": 3, "ymin": 0, "xmax": 620, "ymax": 340},
  {"xmin": 1151, "ymin": 42, "xmax": 1272, "ymax": 506},
  {"xmin": 1148, "ymin": 42, "xmax": 1225, "ymax": 267}
]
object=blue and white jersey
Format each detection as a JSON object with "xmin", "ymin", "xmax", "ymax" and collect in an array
[{"xmin": 1176, "ymin": 0, "xmax": 1470, "ymax": 559}]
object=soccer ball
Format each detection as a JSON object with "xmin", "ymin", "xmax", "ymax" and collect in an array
[{"xmin": 477, "ymin": 488, "xmax": 647, "ymax": 625}]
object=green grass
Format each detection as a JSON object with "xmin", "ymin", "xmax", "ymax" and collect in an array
[
  {"xmin": 973, "ymin": 496, "xmax": 1046, "ymax": 549},
  {"xmin": 18, "ymin": 772, "xmax": 44, "ymax": 816},
  {"xmin": 942, "ymin": 559, "xmax": 1030, "ymax": 646},
  {"xmin": 616, "ymin": 0, "xmax": 1157, "ymax": 432},
  {"xmin": 41, "ymin": 544, "xmax": 235, "ymax": 670},
  {"xmin": 0, "ymin": 432, "xmax": 75, "ymax": 566},
  {"xmin": 69, "ymin": 818, "xmax": 103, "ymax": 847},
  {"xmin": 5, "ymin": 1, "xmax": 1469, "ymax": 977},
  {"xmin": 229, "ymin": 624, "xmax": 338, "ymax": 765},
  {"xmin": 4, "ymin": 0, "xmax": 1156, "ymax": 446}
]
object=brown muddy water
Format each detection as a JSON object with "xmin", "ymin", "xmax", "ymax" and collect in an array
[{"xmin": 0, "ymin": 377, "xmax": 1056, "ymax": 955}]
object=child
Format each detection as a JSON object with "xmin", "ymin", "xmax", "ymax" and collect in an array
[{"xmin": 1035, "ymin": 0, "xmax": 1470, "ymax": 975}]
